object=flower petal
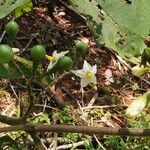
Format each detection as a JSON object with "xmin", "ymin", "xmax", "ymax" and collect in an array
[
  {"xmin": 80, "ymin": 78, "xmax": 89, "ymax": 89},
  {"xmin": 47, "ymin": 50, "xmax": 69, "ymax": 71},
  {"xmin": 91, "ymin": 65, "xmax": 97, "ymax": 74},
  {"xmin": 53, "ymin": 50, "xmax": 69, "ymax": 60},
  {"xmin": 60, "ymin": 50, "xmax": 69, "ymax": 56},
  {"xmin": 89, "ymin": 76, "xmax": 97, "ymax": 84},
  {"xmin": 52, "ymin": 50, "xmax": 57, "ymax": 56},
  {"xmin": 47, "ymin": 62, "xmax": 56, "ymax": 71},
  {"xmin": 83, "ymin": 60, "xmax": 91, "ymax": 71},
  {"xmin": 71, "ymin": 70, "xmax": 85, "ymax": 78}
]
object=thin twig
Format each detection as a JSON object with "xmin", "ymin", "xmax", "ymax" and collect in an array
[
  {"xmin": 48, "ymin": 72, "xmax": 71, "ymax": 87},
  {"xmin": 19, "ymin": 34, "xmax": 37, "ymax": 54},
  {"xmin": 9, "ymin": 83, "xmax": 19, "ymax": 99},
  {"xmin": 35, "ymin": 104, "xmax": 58, "ymax": 111},
  {"xmin": 137, "ymin": 76, "xmax": 150, "ymax": 85},
  {"xmin": 116, "ymin": 55, "xmax": 132, "ymax": 70},
  {"xmin": 0, "ymin": 30, "xmax": 6, "ymax": 43},
  {"xmin": 56, "ymin": 141, "xmax": 85, "ymax": 150},
  {"xmin": 93, "ymin": 135, "xmax": 106, "ymax": 150},
  {"xmin": 87, "ymin": 93, "xmax": 98, "ymax": 107},
  {"xmin": 81, "ymin": 105, "xmax": 128, "ymax": 110},
  {"xmin": 12, "ymin": 60, "xmax": 26, "ymax": 79}
]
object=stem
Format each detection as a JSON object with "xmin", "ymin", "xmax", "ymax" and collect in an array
[
  {"xmin": 29, "ymin": 131, "xmax": 45, "ymax": 150},
  {"xmin": 21, "ymin": 82, "xmax": 36, "ymax": 120},
  {"xmin": 32, "ymin": 61, "xmax": 39, "ymax": 77},
  {"xmin": 14, "ymin": 55, "xmax": 33, "ymax": 68},
  {"xmin": 40, "ymin": 67, "xmax": 55, "ymax": 78},
  {"xmin": 0, "ymin": 115, "xmax": 24, "ymax": 125},
  {"xmin": 0, "ymin": 124, "xmax": 150, "ymax": 136}
]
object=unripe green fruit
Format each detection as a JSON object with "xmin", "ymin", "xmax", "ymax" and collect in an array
[
  {"xmin": 31, "ymin": 45, "xmax": 46, "ymax": 61},
  {"xmin": 51, "ymin": 56, "xmax": 73, "ymax": 72},
  {"xmin": 0, "ymin": 44, "xmax": 13, "ymax": 63},
  {"xmin": 5, "ymin": 21, "xmax": 19, "ymax": 36},
  {"xmin": 75, "ymin": 41, "xmax": 88, "ymax": 55}
]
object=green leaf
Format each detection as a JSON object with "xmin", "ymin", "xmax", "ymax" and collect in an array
[
  {"xmin": 0, "ymin": 135, "xmax": 21, "ymax": 150},
  {"xmin": 0, "ymin": 0, "xmax": 30, "ymax": 19},
  {"xmin": 13, "ymin": 0, "xmax": 33, "ymax": 18},
  {"xmin": 0, "ymin": 63, "xmax": 21, "ymax": 79},
  {"xmin": 71, "ymin": 0, "xmax": 101, "ymax": 24},
  {"xmin": 70, "ymin": 0, "xmax": 147, "ymax": 64},
  {"xmin": 96, "ymin": 0, "xmax": 150, "ymax": 36},
  {"xmin": 27, "ymin": 112, "xmax": 50, "ymax": 124}
]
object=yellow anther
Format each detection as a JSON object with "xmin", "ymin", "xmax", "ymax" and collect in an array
[
  {"xmin": 46, "ymin": 55, "xmax": 53, "ymax": 61},
  {"xmin": 85, "ymin": 71, "xmax": 93, "ymax": 78}
]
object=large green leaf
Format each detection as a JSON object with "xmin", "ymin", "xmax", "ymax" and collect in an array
[
  {"xmin": 70, "ymin": 0, "xmax": 147, "ymax": 64},
  {"xmin": 96, "ymin": 0, "xmax": 150, "ymax": 36},
  {"xmin": 0, "ymin": 0, "xmax": 30, "ymax": 19}
]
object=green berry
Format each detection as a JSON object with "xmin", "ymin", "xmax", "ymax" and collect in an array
[
  {"xmin": 75, "ymin": 41, "xmax": 88, "ymax": 55},
  {"xmin": 5, "ymin": 21, "xmax": 19, "ymax": 36},
  {"xmin": 53, "ymin": 56, "xmax": 73, "ymax": 71},
  {"xmin": 31, "ymin": 45, "xmax": 46, "ymax": 61},
  {"xmin": 0, "ymin": 44, "xmax": 13, "ymax": 63}
]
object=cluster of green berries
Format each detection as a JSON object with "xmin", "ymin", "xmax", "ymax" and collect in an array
[{"xmin": 0, "ymin": 21, "xmax": 88, "ymax": 72}]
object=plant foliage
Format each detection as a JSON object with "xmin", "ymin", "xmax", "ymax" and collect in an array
[
  {"xmin": 70, "ymin": 0, "xmax": 150, "ymax": 63},
  {"xmin": 0, "ymin": 0, "xmax": 31, "ymax": 19}
]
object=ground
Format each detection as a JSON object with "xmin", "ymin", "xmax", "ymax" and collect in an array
[{"xmin": 0, "ymin": 0, "xmax": 150, "ymax": 149}]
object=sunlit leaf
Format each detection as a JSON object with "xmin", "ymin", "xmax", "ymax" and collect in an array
[
  {"xmin": 70, "ymin": 0, "xmax": 149, "ymax": 64},
  {"xmin": 126, "ymin": 92, "xmax": 150, "ymax": 117},
  {"xmin": 131, "ymin": 65, "xmax": 150, "ymax": 76},
  {"xmin": 13, "ymin": 0, "xmax": 33, "ymax": 18},
  {"xmin": 0, "ymin": 0, "xmax": 30, "ymax": 19}
]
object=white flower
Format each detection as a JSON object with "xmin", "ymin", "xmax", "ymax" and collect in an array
[
  {"xmin": 46, "ymin": 50, "xmax": 69, "ymax": 70},
  {"xmin": 72, "ymin": 60, "xmax": 97, "ymax": 90},
  {"xmin": 126, "ymin": 92, "xmax": 150, "ymax": 117}
]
